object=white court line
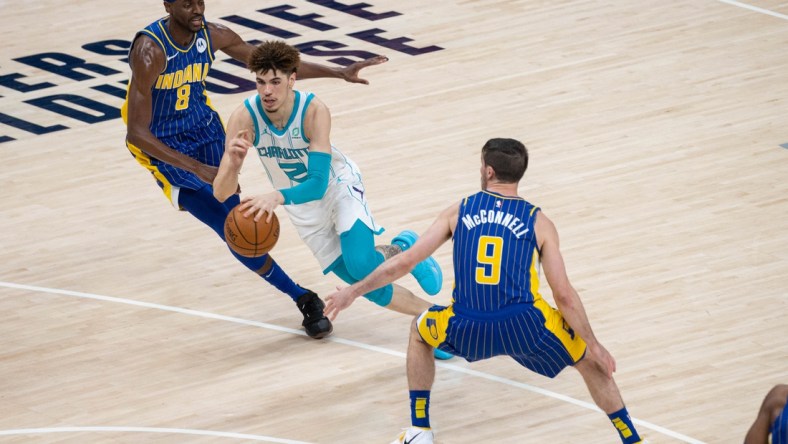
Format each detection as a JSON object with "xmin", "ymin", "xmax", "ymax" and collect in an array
[
  {"xmin": 716, "ymin": 0, "xmax": 788, "ymax": 20},
  {"xmin": 0, "ymin": 426, "xmax": 312, "ymax": 443},
  {"xmin": 0, "ymin": 281, "xmax": 705, "ymax": 444}
]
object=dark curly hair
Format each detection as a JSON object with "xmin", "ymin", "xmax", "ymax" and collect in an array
[{"xmin": 247, "ymin": 40, "xmax": 300, "ymax": 75}]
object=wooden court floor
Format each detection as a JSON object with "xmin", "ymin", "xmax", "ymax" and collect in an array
[{"xmin": 1, "ymin": 0, "xmax": 787, "ymax": 442}]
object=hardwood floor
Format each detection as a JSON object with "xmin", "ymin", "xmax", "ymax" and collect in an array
[{"xmin": 1, "ymin": 1, "xmax": 786, "ymax": 442}]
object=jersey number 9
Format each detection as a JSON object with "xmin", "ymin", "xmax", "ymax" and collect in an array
[{"xmin": 475, "ymin": 235, "xmax": 503, "ymax": 285}]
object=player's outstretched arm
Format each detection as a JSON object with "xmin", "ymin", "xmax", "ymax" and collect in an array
[
  {"xmin": 209, "ymin": 23, "xmax": 387, "ymax": 84},
  {"xmin": 297, "ymin": 54, "xmax": 389, "ymax": 84},
  {"xmin": 324, "ymin": 202, "xmax": 458, "ymax": 320}
]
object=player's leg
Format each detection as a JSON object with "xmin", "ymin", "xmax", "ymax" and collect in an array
[
  {"xmin": 334, "ymin": 220, "xmax": 429, "ymax": 313},
  {"xmin": 537, "ymin": 296, "xmax": 642, "ymax": 444},
  {"xmin": 504, "ymin": 301, "xmax": 644, "ymax": 442},
  {"xmin": 332, "ymin": 183, "xmax": 442, "ymax": 296},
  {"xmin": 331, "ymin": 253, "xmax": 428, "ymax": 315},
  {"xmin": 573, "ymin": 358, "xmax": 644, "ymax": 443},
  {"xmin": 178, "ymin": 186, "xmax": 306, "ymax": 298},
  {"xmin": 389, "ymin": 230, "xmax": 443, "ymax": 296},
  {"xmin": 391, "ymin": 316, "xmax": 436, "ymax": 444},
  {"xmin": 178, "ymin": 186, "xmax": 331, "ymax": 338}
]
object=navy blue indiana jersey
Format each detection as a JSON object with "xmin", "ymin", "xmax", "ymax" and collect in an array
[
  {"xmin": 452, "ymin": 190, "xmax": 543, "ymax": 312},
  {"xmin": 121, "ymin": 17, "xmax": 226, "ymax": 202},
  {"xmin": 132, "ymin": 17, "xmax": 217, "ymax": 139},
  {"xmin": 419, "ymin": 190, "xmax": 586, "ymax": 377}
]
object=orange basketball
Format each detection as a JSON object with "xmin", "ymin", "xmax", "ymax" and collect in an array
[{"xmin": 224, "ymin": 204, "xmax": 280, "ymax": 258}]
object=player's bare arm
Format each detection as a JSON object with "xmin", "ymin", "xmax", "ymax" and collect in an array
[
  {"xmin": 324, "ymin": 202, "xmax": 458, "ymax": 320},
  {"xmin": 537, "ymin": 211, "xmax": 616, "ymax": 377},
  {"xmin": 745, "ymin": 384, "xmax": 788, "ymax": 444},
  {"xmin": 745, "ymin": 406, "xmax": 772, "ymax": 444},
  {"xmin": 126, "ymin": 35, "xmax": 217, "ymax": 183},
  {"xmin": 297, "ymin": 54, "xmax": 389, "ymax": 84},
  {"xmin": 208, "ymin": 22, "xmax": 253, "ymax": 63},
  {"xmin": 213, "ymin": 105, "xmax": 254, "ymax": 203},
  {"xmin": 303, "ymin": 98, "xmax": 332, "ymax": 155},
  {"xmin": 208, "ymin": 22, "xmax": 387, "ymax": 84}
]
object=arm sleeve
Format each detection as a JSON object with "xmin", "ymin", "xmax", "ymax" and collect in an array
[{"xmin": 280, "ymin": 151, "xmax": 331, "ymax": 205}]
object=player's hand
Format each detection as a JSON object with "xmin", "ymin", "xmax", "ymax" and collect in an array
[
  {"xmin": 240, "ymin": 191, "xmax": 283, "ymax": 223},
  {"xmin": 226, "ymin": 130, "xmax": 253, "ymax": 164},
  {"xmin": 324, "ymin": 285, "xmax": 359, "ymax": 321},
  {"xmin": 338, "ymin": 55, "xmax": 388, "ymax": 85},
  {"xmin": 586, "ymin": 342, "xmax": 616, "ymax": 378}
]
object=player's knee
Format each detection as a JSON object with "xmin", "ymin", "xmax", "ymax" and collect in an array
[
  {"xmin": 573, "ymin": 355, "xmax": 609, "ymax": 379},
  {"xmin": 363, "ymin": 284, "xmax": 393, "ymax": 307}
]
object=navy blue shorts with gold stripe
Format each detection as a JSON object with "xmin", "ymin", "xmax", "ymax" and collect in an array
[{"xmin": 417, "ymin": 299, "xmax": 587, "ymax": 378}]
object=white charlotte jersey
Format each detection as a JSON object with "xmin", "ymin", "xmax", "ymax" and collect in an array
[{"xmin": 242, "ymin": 90, "xmax": 382, "ymax": 271}]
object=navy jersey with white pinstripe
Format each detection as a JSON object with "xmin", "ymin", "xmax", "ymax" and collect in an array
[
  {"xmin": 452, "ymin": 190, "xmax": 541, "ymax": 311},
  {"xmin": 774, "ymin": 399, "xmax": 788, "ymax": 444},
  {"xmin": 122, "ymin": 18, "xmax": 225, "ymax": 201},
  {"xmin": 417, "ymin": 190, "xmax": 586, "ymax": 378}
]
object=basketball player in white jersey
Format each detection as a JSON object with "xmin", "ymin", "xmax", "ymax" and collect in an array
[{"xmin": 213, "ymin": 40, "xmax": 446, "ymax": 321}]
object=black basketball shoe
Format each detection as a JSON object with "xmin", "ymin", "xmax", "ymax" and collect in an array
[{"xmin": 296, "ymin": 291, "xmax": 333, "ymax": 339}]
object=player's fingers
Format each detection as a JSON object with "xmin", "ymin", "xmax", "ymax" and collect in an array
[
  {"xmin": 362, "ymin": 55, "xmax": 388, "ymax": 66},
  {"xmin": 239, "ymin": 203, "xmax": 254, "ymax": 217},
  {"xmin": 605, "ymin": 358, "xmax": 614, "ymax": 378},
  {"xmin": 324, "ymin": 304, "xmax": 336, "ymax": 321}
]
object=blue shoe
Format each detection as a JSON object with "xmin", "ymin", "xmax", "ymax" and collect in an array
[
  {"xmin": 433, "ymin": 348, "xmax": 453, "ymax": 360},
  {"xmin": 391, "ymin": 230, "xmax": 443, "ymax": 296}
]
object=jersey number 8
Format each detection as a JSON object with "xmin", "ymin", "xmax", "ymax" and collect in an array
[{"xmin": 175, "ymin": 85, "xmax": 191, "ymax": 110}]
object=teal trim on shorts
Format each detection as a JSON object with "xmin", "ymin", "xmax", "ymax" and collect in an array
[{"xmin": 323, "ymin": 255, "xmax": 343, "ymax": 275}]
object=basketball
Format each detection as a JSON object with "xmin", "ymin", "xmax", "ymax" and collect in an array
[{"xmin": 224, "ymin": 204, "xmax": 280, "ymax": 258}]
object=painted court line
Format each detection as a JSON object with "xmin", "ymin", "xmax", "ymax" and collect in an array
[
  {"xmin": 0, "ymin": 281, "xmax": 705, "ymax": 444},
  {"xmin": 716, "ymin": 0, "xmax": 788, "ymax": 20},
  {"xmin": 0, "ymin": 426, "xmax": 313, "ymax": 443}
]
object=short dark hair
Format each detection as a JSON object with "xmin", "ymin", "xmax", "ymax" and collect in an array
[
  {"xmin": 248, "ymin": 40, "xmax": 300, "ymax": 76},
  {"xmin": 481, "ymin": 138, "xmax": 528, "ymax": 183}
]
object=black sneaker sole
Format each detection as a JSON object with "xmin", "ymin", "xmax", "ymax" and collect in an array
[{"xmin": 305, "ymin": 318, "xmax": 333, "ymax": 339}]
